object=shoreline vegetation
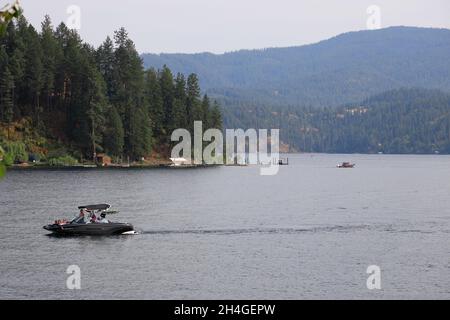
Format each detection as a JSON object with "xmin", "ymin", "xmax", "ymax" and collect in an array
[
  {"xmin": 5, "ymin": 151, "xmax": 450, "ymax": 172},
  {"xmin": 7, "ymin": 163, "xmax": 218, "ymax": 170}
]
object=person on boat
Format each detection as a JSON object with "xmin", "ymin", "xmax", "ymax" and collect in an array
[
  {"xmin": 90, "ymin": 213, "xmax": 97, "ymax": 223},
  {"xmin": 71, "ymin": 209, "xmax": 86, "ymax": 224},
  {"xmin": 98, "ymin": 213, "xmax": 109, "ymax": 223}
]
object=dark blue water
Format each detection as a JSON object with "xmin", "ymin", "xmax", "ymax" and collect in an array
[{"xmin": 0, "ymin": 154, "xmax": 449, "ymax": 299}]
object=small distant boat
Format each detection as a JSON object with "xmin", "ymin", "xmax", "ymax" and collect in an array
[{"xmin": 337, "ymin": 162, "xmax": 355, "ymax": 168}]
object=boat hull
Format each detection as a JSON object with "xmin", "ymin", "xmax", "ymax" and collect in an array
[{"xmin": 43, "ymin": 222, "xmax": 134, "ymax": 236}]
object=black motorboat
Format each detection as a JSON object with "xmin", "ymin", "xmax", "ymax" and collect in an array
[
  {"xmin": 337, "ymin": 162, "xmax": 356, "ymax": 168},
  {"xmin": 44, "ymin": 204, "xmax": 135, "ymax": 236}
]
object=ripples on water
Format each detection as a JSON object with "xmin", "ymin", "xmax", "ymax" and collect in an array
[
  {"xmin": 0, "ymin": 154, "xmax": 449, "ymax": 299},
  {"xmin": 140, "ymin": 224, "xmax": 442, "ymax": 235}
]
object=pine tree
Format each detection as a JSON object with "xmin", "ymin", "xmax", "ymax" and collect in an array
[
  {"xmin": 112, "ymin": 27, "xmax": 145, "ymax": 108},
  {"xmin": 0, "ymin": 46, "xmax": 8, "ymax": 121},
  {"xmin": 96, "ymin": 36, "xmax": 115, "ymax": 99},
  {"xmin": 201, "ymin": 94, "xmax": 212, "ymax": 129},
  {"xmin": 40, "ymin": 15, "xmax": 59, "ymax": 111},
  {"xmin": 210, "ymin": 101, "xmax": 222, "ymax": 131},
  {"xmin": 5, "ymin": 21, "xmax": 25, "ymax": 113},
  {"xmin": 57, "ymin": 27, "xmax": 90, "ymax": 151},
  {"xmin": 103, "ymin": 106, "xmax": 124, "ymax": 157},
  {"xmin": 145, "ymin": 68, "xmax": 164, "ymax": 136},
  {"xmin": 186, "ymin": 73, "xmax": 201, "ymax": 133},
  {"xmin": 24, "ymin": 25, "xmax": 43, "ymax": 124},
  {"xmin": 172, "ymin": 98, "xmax": 187, "ymax": 130},
  {"xmin": 174, "ymin": 73, "xmax": 187, "ymax": 102},
  {"xmin": 128, "ymin": 106, "xmax": 152, "ymax": 160},
  {"xmin": 187, "ymin": 73, "xmax": 200, "ymax": 100},
  {"xmin": 173, "ymin": 73, "xmax": 188, "ymax": 129},
  {"xmin": 112, "ymin": 27, "xmax": 146, "ymax": 158},
  {"xmin": 0, "ymin": 67, "xmax": 15, "ymax": 125},
  {"xmin": 159, "ymin": 65, "xmax": 174, "ymax": 134},
  {"xmin": 85, "ymin": 62, "xmax": 107, "ymax": 159}
]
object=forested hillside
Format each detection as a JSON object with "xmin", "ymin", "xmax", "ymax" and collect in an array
[
  {"xmin": 143, "ymin": 26, "xmax": 450, "ymax": 154},
  {"xmin": 223, "ymin": 88, "xmax": 450, "ymax": 154},
  {"xmin": 2, "ymin": 15, "xmax": 449, "ymax": 159},
  {"xmin": 142, "ymin": 26, "xmax": 450, "ymax": 107},
  {"xmin": 0, "ymin": 15, "xmax": 222, "ymax": 165}
]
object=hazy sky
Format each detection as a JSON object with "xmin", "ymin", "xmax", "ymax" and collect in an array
[{"xmin": 19, "ymin": 0, "xmax": 450, "ymax": 54}]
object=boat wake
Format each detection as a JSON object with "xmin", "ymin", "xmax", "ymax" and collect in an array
[{"xmin": 140, "ymin": 224, "xmax": 378, "ymax": 236}]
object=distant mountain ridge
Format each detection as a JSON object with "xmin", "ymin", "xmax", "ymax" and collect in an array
[{"xmin": 142, "ymin": 26, "xmax": 450, "ymax": 107}]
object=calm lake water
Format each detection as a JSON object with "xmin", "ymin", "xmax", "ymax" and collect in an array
[{"xmin": 0, "ymin": 154, "xmax": 449, "ymax": 299}]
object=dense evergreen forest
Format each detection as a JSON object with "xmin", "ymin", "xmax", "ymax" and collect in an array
[
  {"xmin": 0, "ymin": 15, "xmax": 222, "ymax": 165},
  {"xmin": 1, "ymin": 13, "xmax": 450, "ymax": 162},
  {"xmin": 224, "ymin": 88, "xmax": 450, "ymax": 154}
]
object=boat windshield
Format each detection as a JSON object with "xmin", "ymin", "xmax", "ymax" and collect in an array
[{"xmin": 71, "ymin": 215, "xmax": 86, "ymax": 224}]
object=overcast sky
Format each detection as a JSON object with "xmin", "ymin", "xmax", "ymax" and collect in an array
[{"xmin": 19, "ymin": 0, "xmax": 450, "ymax": 54}]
